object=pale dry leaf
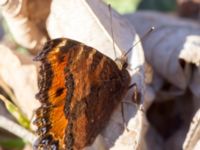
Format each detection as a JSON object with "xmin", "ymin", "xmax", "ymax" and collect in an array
[
  {"xmin": 143, "ymin": 85, "xmax": 155, "ymax": 110},
  {"xmin": 126, "ymin": 11, "xmax": 200, "ymax": 97},
  {"xmin": 0, "ymin": 0, "xmax": 50, "ymax": 53},
  {"xmin": 142, "ymin": 63, "xmax": 156, "ymax": 110},
  {"xmin": 47, "ymin": 0, "xmax": 147, "ymax": 149},
  {"xmin": 193, "ymin": 140, "xmax": 200, "ymax": 150},
  {"xmin": 0, "ymin": 45, "xmax": 39, "ymax": 119},
  {"xmin": 23, "ymin": 144, "xmax": 34, "ymax": 150},
  {"xmin": 183, "ymin": 109, "xmax": 200, "ymax": 150},
  {"xmin": 189, "ymin": 67, "xmax": 200, "ymax": 98}
]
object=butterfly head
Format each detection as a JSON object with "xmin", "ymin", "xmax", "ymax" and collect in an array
[{"xmin": 115, "ymin": 56, "xmax": 128, "ymax": 70}]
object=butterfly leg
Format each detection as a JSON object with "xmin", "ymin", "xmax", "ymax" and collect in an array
[
  {"xmin": 129, "ymin": 83, "xmax": 141, "ymax": 105},
  {"xmin": 128, "ymin": 83, "xmax": 136, "ymax": 90}
]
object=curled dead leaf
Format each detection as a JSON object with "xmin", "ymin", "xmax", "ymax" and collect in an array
[
  {"xmin": 126, "ymin": 11, "xmax": 200, "ymax": 97},
  {"xmin": 0, "ymin": 0, "xmax": 50, "ymax": 53}
]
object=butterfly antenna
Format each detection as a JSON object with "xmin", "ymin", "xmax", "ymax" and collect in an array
[
  {"xmin": 123, "ymin": 26, "xmax": 155, "ymax": 57},
  {"xmin": 108, "ymin": 4, "xmax": 117, "ymax": 58}
]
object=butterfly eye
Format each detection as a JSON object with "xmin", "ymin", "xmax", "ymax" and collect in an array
[{"xmin": 122, "ymin": 61, "xmax": 128, "ymax": 69}]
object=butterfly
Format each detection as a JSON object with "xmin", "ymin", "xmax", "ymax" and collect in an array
[{"xmin": 33, "ymin": 38, "xmax": 131, "ymax": 150}]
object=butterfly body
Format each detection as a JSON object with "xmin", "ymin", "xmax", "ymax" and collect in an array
[{"xmin": 33, "ymin": 38, "xmax": 130, "ymax": 150}]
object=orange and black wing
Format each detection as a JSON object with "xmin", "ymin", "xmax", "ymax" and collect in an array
[{"xmin": 33, "ymin": 38, "xmax": 130, "ymax": 150}]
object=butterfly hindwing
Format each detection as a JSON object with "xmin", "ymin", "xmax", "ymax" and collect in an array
[{"xmin": 34, "ymin": 38, "xmax": 130, "ymax": 150}]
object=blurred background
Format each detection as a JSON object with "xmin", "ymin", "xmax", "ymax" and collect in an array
[{"xmin": 0, "ymin": 0, "xmax": 200, "ymax": 150}]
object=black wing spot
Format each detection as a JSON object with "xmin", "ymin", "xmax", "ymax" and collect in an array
[{"xmin": 55, "ymin": 88, "xmax": 64, "ymax": 97}]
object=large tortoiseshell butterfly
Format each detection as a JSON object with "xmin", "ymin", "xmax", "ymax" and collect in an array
[{"xmin": 33, "ymin": 38, "xmax": 131, "ymax": 150}]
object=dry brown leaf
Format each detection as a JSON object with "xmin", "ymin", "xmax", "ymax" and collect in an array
[
  {"xmin": 126, "ymin": 11, "xmax": 200, "ymax": 97},
  {"xmin": 146, "ymin": 90, "xmax": 194, "ymax": 150},
  {"xmin": 0, "ymin": 45, "xmax": 39, "ymax": 119},
  {"xmin": 46, "ymin": 0, "xmax": 147, "ymax": 149},
  {"xmin": 177, "ymin": 0, "xmax": 200, "ymax": 18},
  {"xmin": 0, "ymin": 0, "xmax": 50, "ymax": 53}
]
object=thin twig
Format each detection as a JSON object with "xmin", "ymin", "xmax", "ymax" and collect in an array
[
  {"xmin": 0, "ymin": 76, "xmax": 16, "ymax": 102},
  {"xmin": 0, "ymin": 94, "xmax": 30, "ymax": 129},
  {"xmin": 0, "ymin": 115, "xmax": 36, "ymax": 144}
]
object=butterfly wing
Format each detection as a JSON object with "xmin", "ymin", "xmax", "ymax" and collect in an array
[{"xmin": 33, "ymin": 38, "xmax": 130, "ymax": 150}]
